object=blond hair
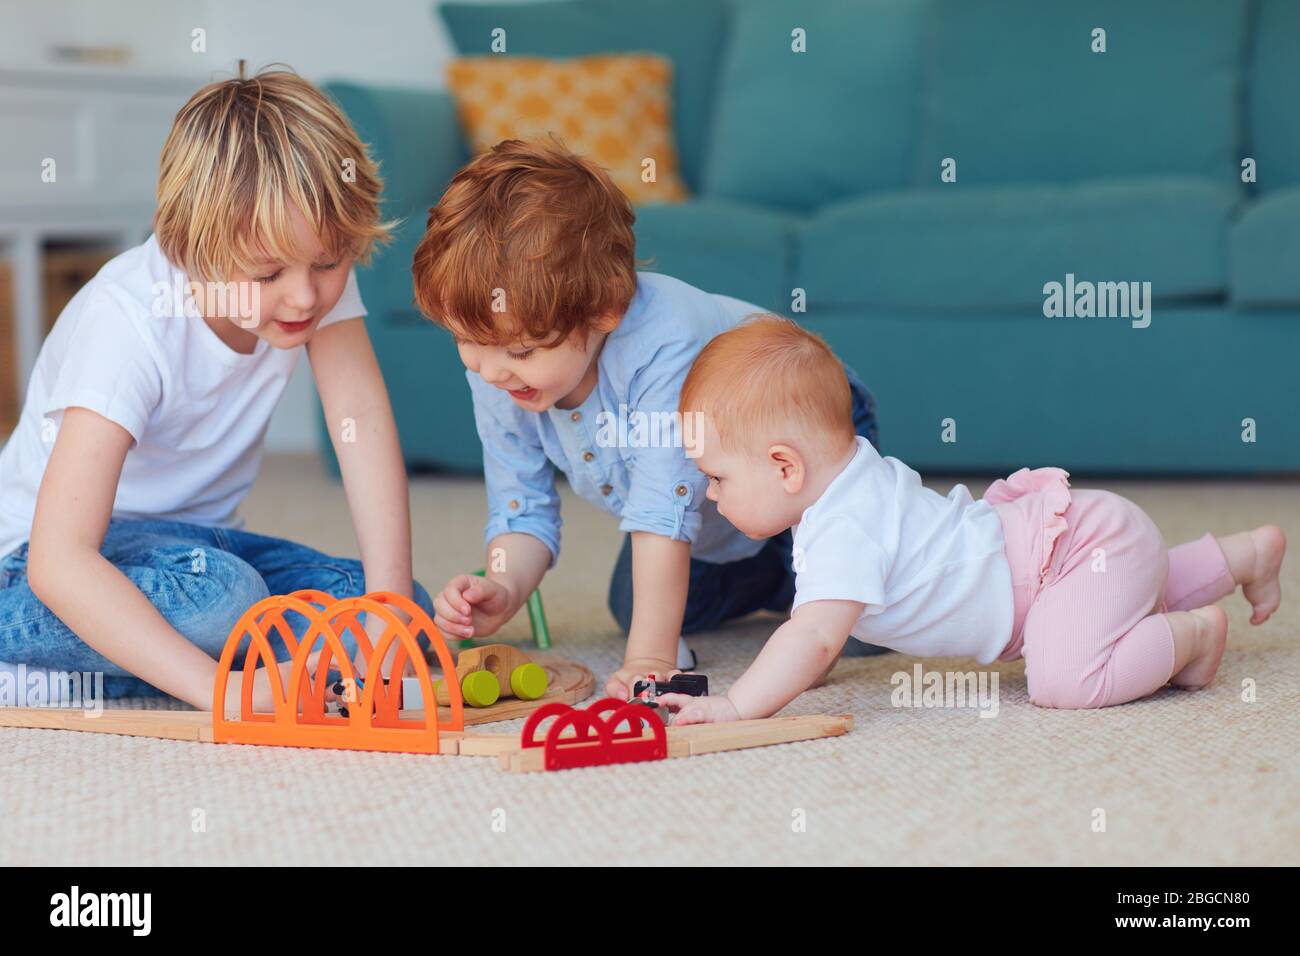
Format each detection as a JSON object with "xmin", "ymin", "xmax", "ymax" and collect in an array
[
  {"xmin": 154, "ymin": 65, "xmax": 391, "ymax": 282},
  {"xmin": 680, "ymin": 315, "xmax": 857, "ymax": 457}
]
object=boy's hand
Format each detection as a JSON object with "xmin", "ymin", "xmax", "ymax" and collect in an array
[
  {"xmin": 224, "ymin": 652, "xmax": 339, "ymax": 716},
  {"xmin": 604, "ymin": 658, "xmax": 678, "ymax": 700},
  {"xmin": 433, "ymin": 574, "xmax": 514, "ymax": 641},
  {"xmin": 656, "ymin": 693, "xmax": 740, "ymax": 726}
]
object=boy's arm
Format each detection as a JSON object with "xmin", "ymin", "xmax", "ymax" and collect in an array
[
  {"xmin": 435, "ymin": 370, "xmax": 563, "ymax": 641},
  {"xmin": 309, "ymin": 319, "xmax": 412, "ymax": 665},
  {"xmin": 605, "ymin": 370, "xmax": 706, "ymax": 695},
  {"xmin": 484, "ymin": 531, "xmax": 551, "ymax": 613},
  {"xmin": 604, "ymin": 532, "xmax": 691, "ymax": 697},
  {"xmin": 26, "ymin": 408, "xmax": 227, "ymax": 708},
  {"xmin": 663, "ymin": 599, "xmax": 861, "ymax": 723},
  {"xmin": 432, "ymin": 531, "xmax": 551, "ymax": 641}
]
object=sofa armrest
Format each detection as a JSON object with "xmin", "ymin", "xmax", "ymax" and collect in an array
[
  {"xmin": 326, "ymin": 83, "xmax": 467, "ymax": 312},
  {"xmin": 326, "ymin": 82, "xmax": 467, "ymax": 219},
  {"xmin": 317, "ymin": 84, "xmax": 481, "ymax": 473}
]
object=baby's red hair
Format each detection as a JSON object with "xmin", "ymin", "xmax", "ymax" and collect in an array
[{"xmin": 680, "ymin": 315, "xmax": 857, "ymax": 458}]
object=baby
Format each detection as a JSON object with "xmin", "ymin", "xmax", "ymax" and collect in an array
[{"xmin": 659, "ymin": 315, "xmax": 1286, "ymax": 723}]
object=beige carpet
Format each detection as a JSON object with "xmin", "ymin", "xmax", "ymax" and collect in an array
[{"xmin": 2, "ymin": 455, "xmax": 1297, "ymax": 865}]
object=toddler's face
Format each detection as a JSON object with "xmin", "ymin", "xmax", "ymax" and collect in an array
[
  {"xmin": 689, "ymin": 419, "xmax": 803, "ymax": 540},
  {"xmin": 211, "ymin": 207, "xmax": 353, "ymax": 350},
  {"xmin": 455, "ymin": 324, "xmax": 607, "ymax": 411}
]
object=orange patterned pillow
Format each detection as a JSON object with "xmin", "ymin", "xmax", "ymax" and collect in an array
[{"xmin": 446, "ymin": 53, "xmax": 688, "ymax": 205}]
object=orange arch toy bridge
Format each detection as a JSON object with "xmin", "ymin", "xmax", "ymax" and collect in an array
[{"xmin": 211, "ymin": 590, "xmax": 464, "ymax": 754}]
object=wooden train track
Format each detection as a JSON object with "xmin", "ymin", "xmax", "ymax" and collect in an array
[{"xmin": 0, "ymin": 696, "xmax": 852, "ymax": 771}]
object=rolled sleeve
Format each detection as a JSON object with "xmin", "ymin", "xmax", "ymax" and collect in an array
[
  {"xmin": 470, "ymin": 374, "xmax": 562, "ymax": 566},
  {"xmin": 618, "ymin": 458, "xmax": 707, "ymax": 543},
  {"xmin": 615, "ymin": 360, "xmax": 708, "ymax": 545}
]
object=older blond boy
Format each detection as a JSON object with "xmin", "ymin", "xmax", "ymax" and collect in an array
[{"xmin": 0, "ymin": 69, "xmax": 425, "ymax": 710}]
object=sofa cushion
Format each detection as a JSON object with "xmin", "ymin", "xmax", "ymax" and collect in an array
[
  {"xmin": 919, "ymin": 0, "xmax": 1248, "ymax": 186},
  {"xmin": 439, "ymin": 0, "xmax": 727, "ymax": 193},
  {"xmin": 633, "ymin": 200, "xmax": 796, "ymax": 311},
  {"xmin": 1249, "ymin": 0, "xmax": 1300, "ymax": 193},
  {"xmin": 445, "ymin": 54, "xmax": 688, "ymax": 205},
  {"xmin": 797, "ymin": 178, "xmax": 1238, "ymax": 310},
  {"xmin": 703, "ymin": 0, "xmax": 924, "ymax": 211},
  {"xmin": 1229, "ymin": 186, "xmax": 1300, "ymax": 307},
  {"xmin": 802, "ymin": 306, "xmax": 1300, "ymax": 473}
]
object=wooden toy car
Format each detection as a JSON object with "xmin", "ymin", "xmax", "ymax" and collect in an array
[
  {"xmin": 629, "ymin": 672, "xmax": 709, "ymax": 721},
  {"xmin": 631, "ymin": 672, "xmax": 709, "ymax": 702},
  {"xmin": 433, "ymin": 643, "xmax": 549, "ymax": 708}
]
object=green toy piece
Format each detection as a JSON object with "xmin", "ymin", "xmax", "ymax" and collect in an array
[{"xmin": 464, "ymin": 569, "xmax": 552, "ymax": 651}]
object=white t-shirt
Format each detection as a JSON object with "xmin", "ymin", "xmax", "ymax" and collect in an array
[
  {"xmin": 0, "ymin": 235, "xmax": 365, "ymax": 560},
  {"xmin": 791, "ymin": 437, "xmax": 1014, "ymax": 664}
]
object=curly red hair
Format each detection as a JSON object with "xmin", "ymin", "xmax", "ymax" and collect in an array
[{"xmin": 412, "ymin": 137, "xmax": 640, "ymax": 346}]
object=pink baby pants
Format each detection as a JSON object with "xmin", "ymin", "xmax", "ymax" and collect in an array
[{"xmin": 988, "ymin": 468, "xmax": 1236, "ymax": 709}]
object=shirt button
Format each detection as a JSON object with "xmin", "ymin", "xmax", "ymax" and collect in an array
[
  {"xmin": 582, "ymin": 451, "xmax": 594, "ymax": 462},
  {"xmin": 507, "ymin": 499, "xmax": 520, "ymax": 511},
  {"xmin": 675, "ymin": 484, "xmax": 689, "ymax": 497},
  {"xmin": 570, "ymin": 411, "xmax": 582, "ymax": 423},
  {"xmin": 600, "ymin": 484, "xmax": 612, "ymax": 496}
]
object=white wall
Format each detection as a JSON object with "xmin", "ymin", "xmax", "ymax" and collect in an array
[
  {"xmin": 0, "ymin": 0, "xmax": 457, "ymax": 89},
  {"xmin": 0, "ymin": 0, "xmax": 510, "ymax": 450}
]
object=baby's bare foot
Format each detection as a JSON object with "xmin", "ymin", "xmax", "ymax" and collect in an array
[
  {"xmin": 1170, "ymin": 605, "xmax": 1228, "ymax": 689},
  {"xmin": 1242, "ymin": 525, "xmax": 1286, "ymax": 625}
]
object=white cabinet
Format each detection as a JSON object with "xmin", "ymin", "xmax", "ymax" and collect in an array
[{"xmin": 0, "ymin": 68, "xmax": 195, "ymax": 398}]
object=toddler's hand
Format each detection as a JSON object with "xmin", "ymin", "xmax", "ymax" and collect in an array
[
  {"xmin": 433, "ymin": 574, "xmax": 514, "ymax": 641},
  {"xmin": 605, "ymin": 658, "xmax": 678, "ymax": 700},
  {"xmin": 656, "ymin": 693, "xmax": 740, "ymax": 726}
]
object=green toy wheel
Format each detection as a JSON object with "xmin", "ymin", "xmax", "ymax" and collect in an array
[
  {"xmin": 509, "ymin": 662, "xmax": 548, "ymax": 701},
  {"xmin": 461, "ymin": 670, "xmax": 501, "ymax": 708}
]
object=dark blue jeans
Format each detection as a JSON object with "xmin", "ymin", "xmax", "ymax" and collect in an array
[
  {"xmin": 0, "ymin": 518, "xmax": 434, "ymax": 698},
  {"xmin": 607, "ymin": 364, "xmax": 888, "ymax": 655}
]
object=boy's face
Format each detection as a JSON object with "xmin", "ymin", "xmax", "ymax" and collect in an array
[
  {"xmin": 455, "ymin": 320, "xmax": 612, "ymax": 411},
  {"xmin": 213, "ymin": 207, "xmax": 353, "ymax": 350},
  {"xmin": 689, "ymin": 418, "xmax": 803, "ymax": 540}
]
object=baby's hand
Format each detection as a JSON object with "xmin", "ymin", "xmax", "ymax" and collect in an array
[
  {"xmin": 433, "ymin": 574, "xmax": 513, "ymax": 641},
  {"xmin": 656, "ymin": 693, "xmax": 740, "ymax": 725}
]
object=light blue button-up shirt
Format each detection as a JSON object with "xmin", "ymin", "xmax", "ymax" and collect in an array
[{"xmin": 467, "ymin": 272, "xmax": 770, "ymax": 568}]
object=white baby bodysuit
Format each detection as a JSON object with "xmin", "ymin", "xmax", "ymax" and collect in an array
[{"xmin": 791, "ymin": 436, "xmax": 1014, "ymax": 664}]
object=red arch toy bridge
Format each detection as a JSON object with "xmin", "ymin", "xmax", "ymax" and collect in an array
[
  {"xmin": 520, "ymin": 698, "xmax": 667, "ymax": 770},
  {"xmin": 211, "ymin": 590, "xmax": 463, "ymax": 754}
]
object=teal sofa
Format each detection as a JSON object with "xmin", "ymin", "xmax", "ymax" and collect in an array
[{"xmin": 321, "ymin": 0, "xmax": 1300, "ymax": 475}]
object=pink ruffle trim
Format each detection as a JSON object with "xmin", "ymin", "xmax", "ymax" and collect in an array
[{"xmin": 985, "ymin": 466, "xmax": 1072, "ymax": 584}]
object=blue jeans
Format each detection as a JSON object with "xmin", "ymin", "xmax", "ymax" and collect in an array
[
  {"xmin": 607, "ymin": 364, "xmax": 888, "ymax": 655},
  {"xmin": 0, "ymin": 518, "xmax": 434, "ymax": 699}
]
